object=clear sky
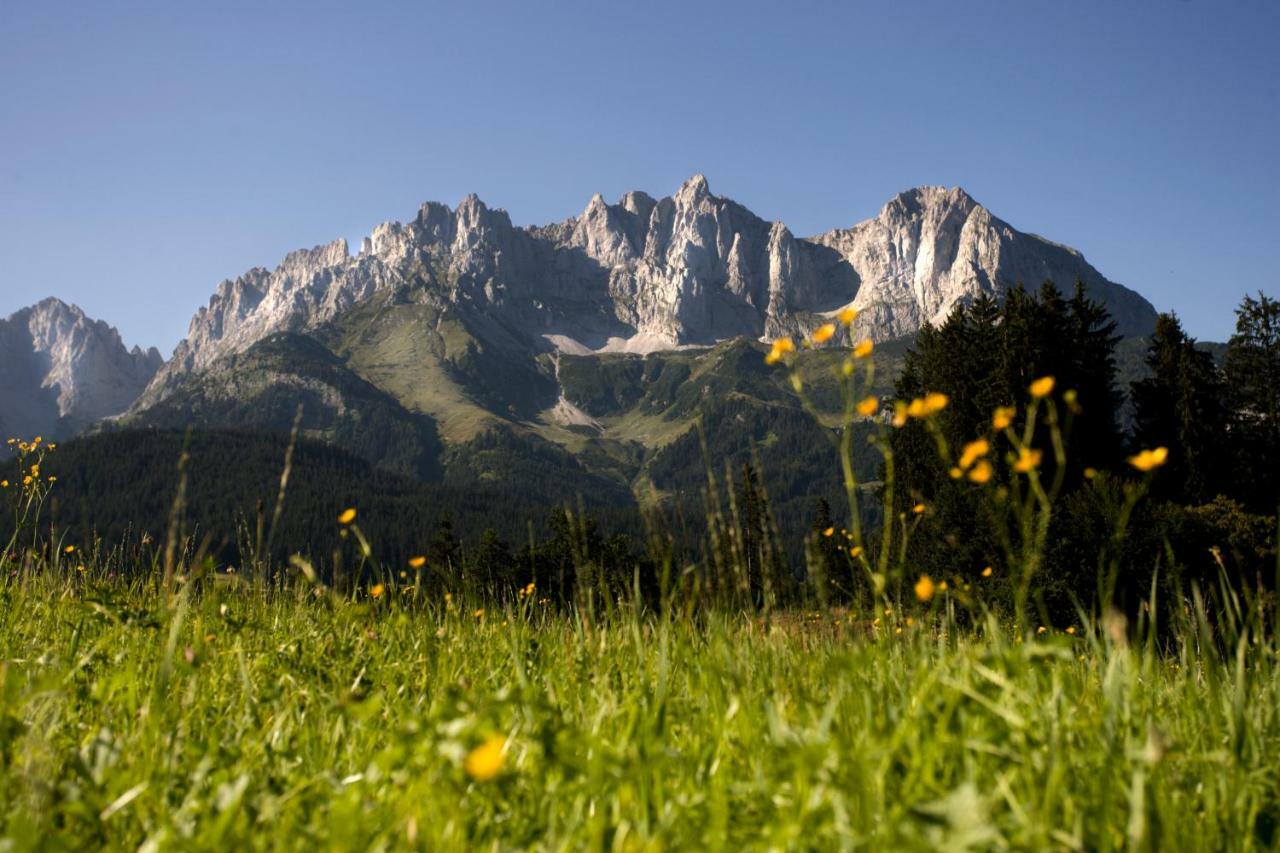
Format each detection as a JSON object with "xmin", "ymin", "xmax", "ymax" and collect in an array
[{"xmin": 2, "ymin": 1, "xmax": 1276, "ymax": 352}]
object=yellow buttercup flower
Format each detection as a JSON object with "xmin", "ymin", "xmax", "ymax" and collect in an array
[
  {"xmin": 967, "ymin": 460, "xmax": 993, "ymax": 484},
  {"xmin": 850, "ymin": 546, "xmax": 864, "ymax": 558},
  {"xmin": 907, "ymin": 392, "xmax": 949, "ymax": 419},
  {"xmin": 856, "ymin": 396, "xmax": 878, "ymax": 417},
  {"xmin": 408, "ymin": 555, "xmax": 427, "ymax": 568},
  {"xmin": 914, "ymin": 575, "xmax": 936, "ymax": 602},
  {"xmin": 464, "ymin": 735, "xmax": 507, "ymax": 781},
  {"xmin": 1012, "ymin": 447, "xmax": 1043, "ymax": 473},
  {"xmin": 1128, "ymin": 447, "xmax": 1169, "ymax": 472},
  {"xmin": 337, "ymin": 508, "xmax": 357, "ymax": 525},
  {"xmin": 370, "ymin": 583, "xmax": 385, "ymax": 598},
  {"xmin": 911, "ymin": 503, "xmax": 926, "ymax": 515},
  {"xmin": 981, "ymin": 566, "xmax": 994, "ymax": 578},
  {"xmin": 822, "ymin": 526, "xmax": 835, "ymax": 537},
  {"xmin": 1029, "ymin": 376, "xmax": 1056, "ymax": 398},
  {"xmin": 64, "ymin": 545, "xmax": 75, "ymax": 554},
  {"xmin": 837, "ymin": 306, "xmax": 858, "ymax": 325},
  {"xmin": 852, "ymin": 339, "xmax": 874, "ymax": 359},
  {"xmin": 891, "ymin": 401, "xmax": 909, "ymax": 428},
  {"xmin": 811, "ymin": 323, "xmax": 836, "ymax": 344},
  {"xmin": 764, "ymin": 337, "xmax": 796, "ymax": 365},
  {"xmin": 958, "ymin": 438, "xmax": 989, "ymax": 471},
  {"xmin": 992, "ymin": 406, "xmax": 1016, "ymax": 430}
]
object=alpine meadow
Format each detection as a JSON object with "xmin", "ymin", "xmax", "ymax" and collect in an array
[{"xmin": 3, "ymin": 3, "xmax": 1279, "ymax": 850}]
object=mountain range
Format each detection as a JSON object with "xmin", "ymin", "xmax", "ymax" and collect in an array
[{"xmin": 3, "ymin": 177, "xmax": 1157, "ymax": 515}]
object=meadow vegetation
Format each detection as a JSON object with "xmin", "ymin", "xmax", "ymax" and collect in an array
[{"xmin": 1, "ymin": 288, "xmax": 1279, "ymax": 848}]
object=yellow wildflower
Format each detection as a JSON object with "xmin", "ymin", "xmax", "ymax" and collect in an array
[
  {"xmin": 992, "ymin": 406, "xmax": 1015, "ymax": 431},
  {"xmin": 1084, "ymin": 467, "xmax": 1098, "ymax": 479},
  {"xmin": 892, "ymin": 401, "xmax": 909, "ymax": 428},
  {"xmin": 64, "ymin": 545, "xmax": 75, "ymax": 554},
  {"xmin": 949, "ymin": 466, "xmax": 963, "ymax": 480},
  {"xmin": 464, "ymin": 735, "xmax": 507, "ymax": 781},
  {"xmin": 911, "ymin": 503, "xmax": 926, "ymax": 515},
  {"xmin": 967, "ymin": 459, "xmax": 993, "ymax": 484},
  {"xmin": 1066, "ymin": 626, "xmax": 1077, "ymax": 635},
  {"xmin": 837, "ymin": 306, "xmax": 858, "ymax": 325},
  {"xmin": 914, "ymin": 575, "xmax": 936, "ymax": 602},
  {"xmin": 370, "ymin": 584, "xmax": 385, "ymax": 598},
  {"xmin": 473, "ymin": 608, "xmax": 485, "ymax": 618},
  {"xmin": 822, "ymin": 526, "xmax": 835, "ymax": 537},
  {"xmin": 981, "ymin": 566, "xmax": 994, "ymax": 578},
  {"xmin": 764, "ymin": 337, "xmax": 795, "ymax": 365},
  {"xmin": 1029, "ymin": 376, "xmax": 1056, "ymax": 398},
  {"xmin": 958, "ymin": 438, "xmax": 989, "ymax": 470},
  {"xmin": 337, "ymin": 508, "xmax": 357, "ymax": 525},
  {"xmin": 856, "ymin": 396, "xmax": 878, "ymax": 417},
  {"xmin": 850, "ymin": 546, "xmax": 864, "ymax": 558},
  {"xmin": 811, "ymin": 323, "xmax": 836, "ymax": 344},
  {"xmin": 1012, "ymin": 447, "xmax": 1043, "ymax": 473},
  {"xmin": 408, "ymin": 555, "xmax": 427, "ymax": 568},
  {"xmin": 1128, "ymin": 447, "xmax": 1169, "ymax": 472},
  {"xmin": 852, "ymin": 339, "xmax": 874, "ymax": 359}
]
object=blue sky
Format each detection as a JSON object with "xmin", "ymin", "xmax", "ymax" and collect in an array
[{"xmin": 2, "ymin": 1, "xmax": 1276, "ymax": 351}]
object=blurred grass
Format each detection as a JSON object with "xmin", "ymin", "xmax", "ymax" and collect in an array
[{"xmin": 2, "ymin": 571, "xmax": 1277, "ymax": 850}]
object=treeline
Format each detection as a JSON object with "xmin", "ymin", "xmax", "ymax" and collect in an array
[
  {"xmin": 0, "ymin": 429, "xmax": 652, "ymax": 583},
  {"xmin": 850, "ymin": 284, "xmax": 1278, "ymax": 622}
]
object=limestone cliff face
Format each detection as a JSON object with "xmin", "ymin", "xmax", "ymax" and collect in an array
[
  {"xmin": 0, "ymin": 298, "xmax": 163, "ymax": 439},
  {"xmin": 136, "ymin": 176, "xmax": 1155, "ymax": 406},
  {"xmin": 812, "ymin": 186, "xmax": 1155, "ymax": 339}
]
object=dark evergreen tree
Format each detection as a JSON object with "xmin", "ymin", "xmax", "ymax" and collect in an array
[
  {"xmin": 890, "ymin": 281, "xmax": 1124, "ymax": 584},
  {"xmin": 1130, "ymin": 313, "xmax": 1229, "ymax": 503},
  {"xmin": 809, "ymin": 497, "xmax": 853, "ymax": 605},
  {"xmin": 737, "ymin": 462, "xmax": 766, "ymax": 607},
  {"xmin": 1224, "ymin": 293, "xmax": 1280, "ymax": 511}
]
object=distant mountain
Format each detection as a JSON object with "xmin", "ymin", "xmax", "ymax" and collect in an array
[
  {"xmin": 134, "ymin": 176, "xmax": 1156, "ymax": 409},
  {"xmin": 5, "ymin": 178, "xmax": 1163, "ymax": 528},
  {"xmin": 0, "ymin": 298, "xmax": 162, "ymax": 440}
]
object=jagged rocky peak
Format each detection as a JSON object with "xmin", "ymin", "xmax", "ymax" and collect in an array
[
  {"xmin": 136, "ymin": 175, "xmax": 1157, "ymax": 406},
  {"xmin": 0, "ymin": 298, "xmax": 163, "ymax": 439}
]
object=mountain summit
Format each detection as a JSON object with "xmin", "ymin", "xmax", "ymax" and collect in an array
[
  {"xmin": 0, "ymin": 298, "xmax": 163, "ymax": 439},
  {"xmin": 136, "ymin": 177, "xmax": 1155, "ymax": 408}
]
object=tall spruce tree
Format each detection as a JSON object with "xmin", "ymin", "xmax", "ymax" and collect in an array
[
  {"xmin": 1130, "ymin": 313, "xmax": 1228, "ymax": 504},
  {"xmin": 1224, "ymin": 292, "xmax": 1280, "ymax": 511},
  {"xmin": 890, "ymin": 281, "xmax": 1123, "ymax": 582}
]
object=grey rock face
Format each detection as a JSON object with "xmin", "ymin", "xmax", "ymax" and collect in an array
[
  {"xmin": 0, "ymin": 298, "xmax": 163, "ymax": 439},
  {"xmin": 139, "ymin": 177, "xmax": 1156, "ymax": 405}
]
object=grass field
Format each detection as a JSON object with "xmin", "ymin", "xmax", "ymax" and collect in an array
[{"xmin": 2, "ymin": 570, "xmax": 1278, "ymax": 850}]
